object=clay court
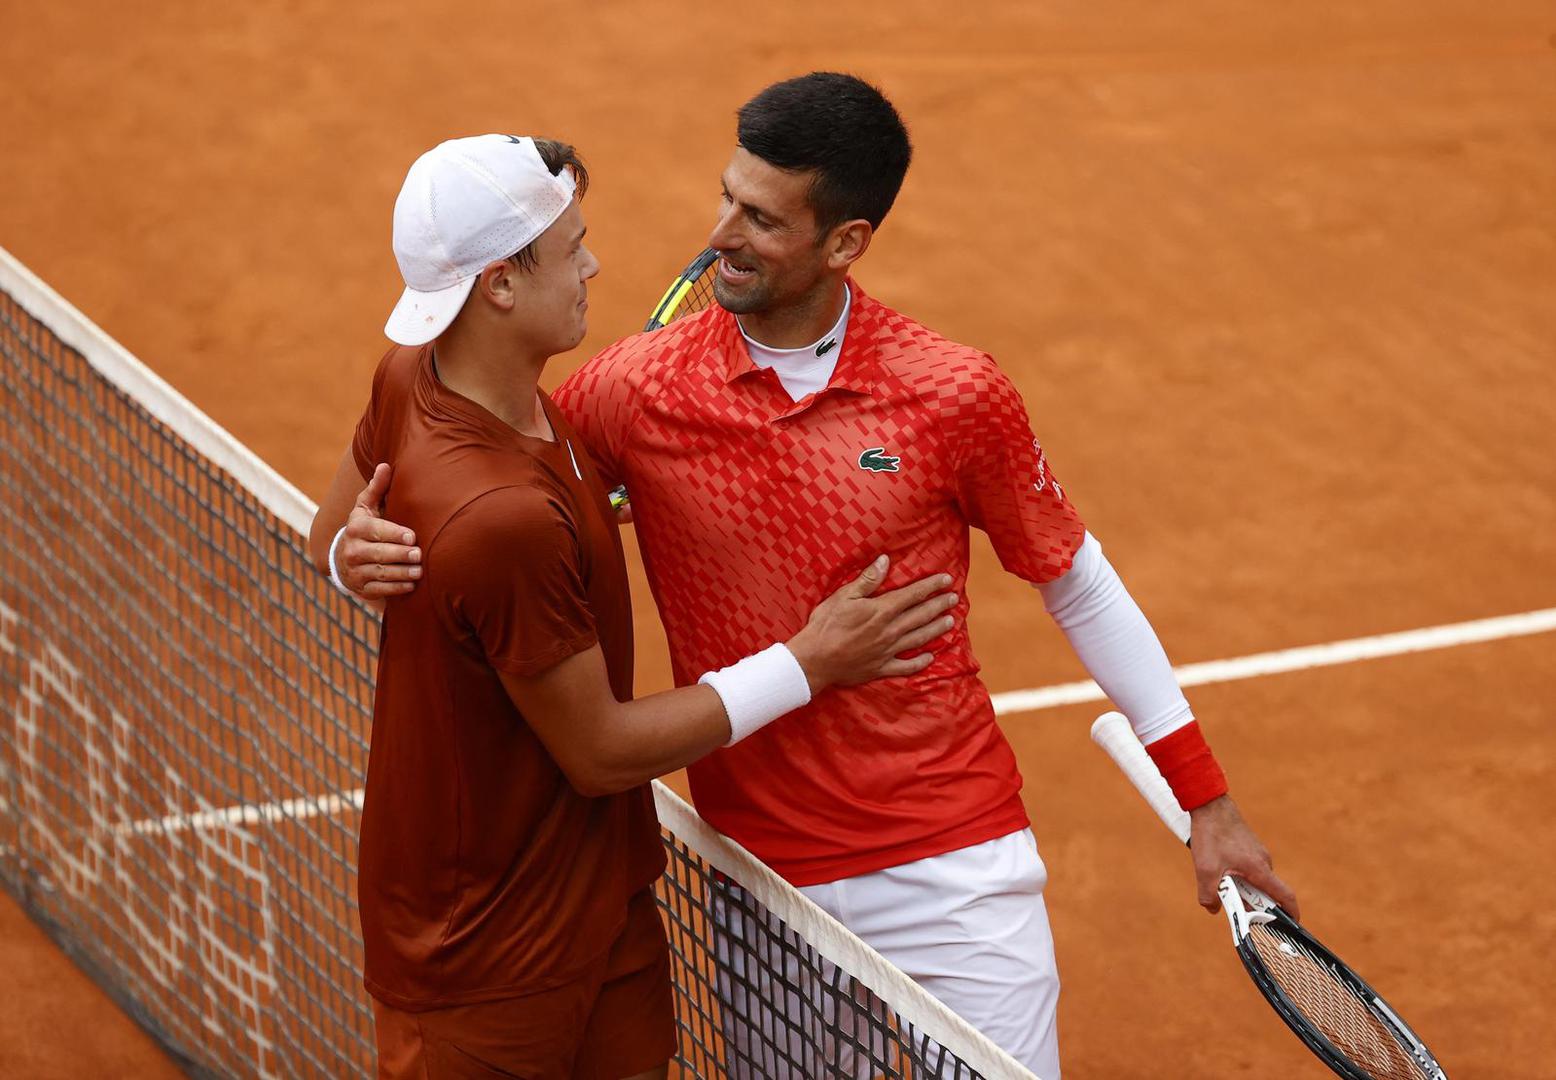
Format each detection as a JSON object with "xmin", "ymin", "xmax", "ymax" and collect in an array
[{"xmin": 2, "ymin": 2, "xmax": 1553, "ymax": 1077}]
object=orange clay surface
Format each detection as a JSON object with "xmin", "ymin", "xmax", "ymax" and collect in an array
[{"xmin": 2, "ymin": 3, "xmax": 1553, "ymax": 1077}]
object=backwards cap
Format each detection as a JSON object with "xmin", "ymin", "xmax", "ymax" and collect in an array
[{"xmin": 384, "ymin": 134, "xmax": 577, "ymax": 346}]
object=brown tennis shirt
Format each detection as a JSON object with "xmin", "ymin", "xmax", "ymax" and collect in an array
[{"xmin": 351, "ymin": 344, "xmax": 665, "ymax": 1010}]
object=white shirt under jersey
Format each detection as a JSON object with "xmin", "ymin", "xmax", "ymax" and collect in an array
[{"xmin": 738, "ymin": 285, "xmax": 851, "ymax": 401}]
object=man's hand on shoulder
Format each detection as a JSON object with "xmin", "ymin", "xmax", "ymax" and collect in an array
[
  {"xmin": 340, "ymin": 463, "xmax": 423, "ymax": 599},
  {"xmin": 1188, "ymin": 794, "xmax": 1301, "ymax": 921}
]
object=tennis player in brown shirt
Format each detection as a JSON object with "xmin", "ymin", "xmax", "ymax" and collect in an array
[{"xmin": 307, "ymin": 134, "xmax": 958, "ymax": 1079}]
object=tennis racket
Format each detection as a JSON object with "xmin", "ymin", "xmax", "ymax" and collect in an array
[
  {"xmin": 1090, "ymin": 711, "xmax": 1449, "ymax": 1080},
  {"xmin": 607, "ymin": 248, "xmax": 722, "ymax": 512},
  {"xmin": 643, "ymin": 247, "xmax": 719, "ymax": 331}
]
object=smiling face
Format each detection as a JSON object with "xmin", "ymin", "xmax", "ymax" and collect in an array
[{"xmin": 708, "ymin": 148, "xmax": 835, "ymax": 318}]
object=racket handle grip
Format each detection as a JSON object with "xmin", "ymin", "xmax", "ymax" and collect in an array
[{"xmin": 1090, "ymin": 711, "xmax": 1192, "ymax": 845}]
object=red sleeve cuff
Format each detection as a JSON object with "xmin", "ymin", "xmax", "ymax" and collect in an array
[{"xmin": 1144, "ymin": 720, "xmax": 1228, "ymax": 811}]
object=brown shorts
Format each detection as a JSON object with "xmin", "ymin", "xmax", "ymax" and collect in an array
[{"xmin": 373, "ymin": 889, "xmax": 677, "ymax": 1079}]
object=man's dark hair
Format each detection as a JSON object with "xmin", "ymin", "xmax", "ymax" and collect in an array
[
  {"xmin": 510, "ymin": 138, "xmax": 589, "ymax": 273},
  {"xmin": 737, "ymin": 72, "xmax": 912, "ymax": 237}
]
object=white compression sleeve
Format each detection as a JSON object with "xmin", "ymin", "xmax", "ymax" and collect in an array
[
  {"xmin": 1036, "ymin": 532, "xmax": 1193, "ymax": 745},
  {"xmin": 698, "ymin": 643, "xmax": 812, "ymax": 746}
]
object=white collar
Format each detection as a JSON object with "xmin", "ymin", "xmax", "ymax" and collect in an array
[{"xmin": 737, "ymin": 284, "xmax": 851, "ymax": 359}]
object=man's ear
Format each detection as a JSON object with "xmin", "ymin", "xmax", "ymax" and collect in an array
[
  {"xmin": 474, "ymin": 259, "xmax": 520, "ymax": 312},
  {"xmin": 826, "ymin": 219, "xmax": 873, "ymax": 272}
]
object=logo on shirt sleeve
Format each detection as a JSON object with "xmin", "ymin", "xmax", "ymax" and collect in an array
[
  {"xmin": 858, "ymin": 447, "xmax": 901, "ymax": 473},
  {"xmin": 1031, "ymin": 438, "xmax": 1064, "ymax": 500}
]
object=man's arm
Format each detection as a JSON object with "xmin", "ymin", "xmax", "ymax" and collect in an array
[
  {"xmin": 499, "ymin": 557, "xmax": 956, "ymax": 797},
  {"xmin": 501, "ymin": 645, "xmax": 729, "ymax": 796},
  {"xmin": 309, "ymin": 452, "xmax": 422, "ymax": 600},
  {"xmin": 1038, "ymin": 532, "xmax": 1300, "ymax": 919},
  {"xmin": 309, "ymin": 449, "xmax": 370, "ymax": 571},
  {"xmin": 313, "ymin": 344, "xmax": 419, "ymax": 587},
  {"xmin": 942, "ymin": 356, "xmax": 1298, "ymax": 917}
]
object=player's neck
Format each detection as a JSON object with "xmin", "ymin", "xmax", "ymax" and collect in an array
[
  {"xmin": 432, "ymin": 333, "xmax": 553, "ymax": 441},
  {"xmin": 738, "ymin": 278, "xmax": 848, "ymax": 350}
]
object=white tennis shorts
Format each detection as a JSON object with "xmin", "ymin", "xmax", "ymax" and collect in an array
[{"xmin": 712, "ymin": 828, "xmax": 1061, "ymax": 1079}]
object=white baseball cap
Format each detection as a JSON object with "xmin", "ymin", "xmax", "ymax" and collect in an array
[{"xmin": 384, "ymin": 134, "xmax": 578, "ymax": 346}]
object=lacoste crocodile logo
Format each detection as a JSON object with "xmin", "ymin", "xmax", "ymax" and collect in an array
[{"xmin": 858, "ymin": 448, "xmax": 900, "ymax": 473}]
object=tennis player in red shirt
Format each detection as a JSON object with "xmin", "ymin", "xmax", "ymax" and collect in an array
[
  {"xmin": 340, "ymin": 79, "xmax": 1299, "ymax": 1077},
  {"xmin": 308, "ymin": 132, "xmax": 959, "ymax": 1079}
]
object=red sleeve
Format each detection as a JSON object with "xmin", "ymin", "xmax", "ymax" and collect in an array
[
  {"xmin": 551, "ymin": 339, "xmax": 645, "ymax": 491},
  {"xmin": 948, "ymin": 355, "xmax": 1085, "ymax": 584},
  {"xmin": 352, "ymin": 345, "xmax": 410, "ymax": 478},
  {"xmin": 431, "ymin": 487, "xmax": 599, "ymax": 676}
]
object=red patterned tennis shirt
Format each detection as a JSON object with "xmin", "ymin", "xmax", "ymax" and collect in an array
[{"xmin": 553, "ymin": 283, "xmax": 1085, "ymax": 886}]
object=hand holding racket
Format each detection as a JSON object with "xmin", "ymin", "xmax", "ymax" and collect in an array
[
  {"xmin": 1091, "ymin": 711, "xmax": 1449, "ymax": 1080},
  {"xmin": 1184, "ymin": 790, "xmax": 1301, "ymax": 920}
]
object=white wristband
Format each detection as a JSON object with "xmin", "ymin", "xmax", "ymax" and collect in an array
[
  {"xmin": 698, "ymin": 643, "xmax": 812, "ymax": 746},
  {"xmin": 327, "ymin": 525, "xmax": 355, "ymax": 598}
]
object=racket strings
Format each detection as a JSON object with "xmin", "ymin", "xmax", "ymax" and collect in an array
[
  {"xmin": 648, "ymin": 251, "xmax": 719, "ymax": 329},
  {"xmin": 667, "ymin": 273, "xmax": 716, "ymax": 326},
  {"xmin": 1248, "ymin": 924, "xmax": 1428, "ymax": 1080}
]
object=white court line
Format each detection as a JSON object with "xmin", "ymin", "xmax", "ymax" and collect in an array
[
  {"xmin": 115, "ymin": 789, "xmax": 364, "ymax": 838},
  {"xmin": 118, "ymin": 608, "xmax": 1556, "ymax": 837},
  {"xmin": 990, "ymin": 607, "xmax": 1556, "ymax": 716}
]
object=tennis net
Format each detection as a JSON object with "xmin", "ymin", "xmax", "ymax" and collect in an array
[{"xmin": 0, "ymin": 245, "xmax": 1035, "ymax": 1080}]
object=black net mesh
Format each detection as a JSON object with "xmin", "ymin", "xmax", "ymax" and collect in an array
[{"xmin": 658, "ymin": 826, "xmax": 996, "ymax": 1079}]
